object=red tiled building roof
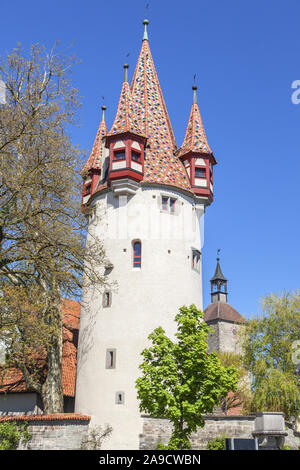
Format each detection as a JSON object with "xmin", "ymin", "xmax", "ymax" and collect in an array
[
  {"xmin": 0, "ymin": 299, "xmax": 80, "ymax": 398},
  {"xmin": 204, "ymin": 302, "xmax": 246, "ymax": 324},
  {"xmin": 0, "ymin": 413, "xmax": 90, "ymax": 423}
]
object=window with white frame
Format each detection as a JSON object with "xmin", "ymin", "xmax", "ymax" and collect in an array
[{"xmin": 160, "ymin": 195, "xmax": 177, "ymax": 214}]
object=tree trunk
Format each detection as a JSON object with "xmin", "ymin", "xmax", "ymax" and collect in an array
[{"xmin": 41, "ymin": 334, "xmax": 64, "ymax": 414}]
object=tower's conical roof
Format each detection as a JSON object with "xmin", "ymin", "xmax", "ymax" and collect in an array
[
  {"xmin": 108, "ymin": 65, "xmax": 145, "ymax": 139},
  {"xmin": 130, "ymin": 21, "xmax": 191, "ymax": 191},
  {"xmin": 210, "ymin": 258, "xmax": 227, "ymax": 282},
  {"xmin": 81, "ymin": 106, "xmax": 107, "ymax": 176},
  {"xmin": 178, "ymin": 85, "xmax": 213, "ymax": 158}
]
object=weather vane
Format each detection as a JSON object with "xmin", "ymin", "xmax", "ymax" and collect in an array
[
  {"xmin": 146, "ymin": 3, "xmax": 149, "ymax": 17},
  {"xmin": 193, "ymin": 74, "xmax": 196, "ymax": 85},
  {"xmin": 217, "ymin": 248, "xmax": 220, "ymax": 260}
]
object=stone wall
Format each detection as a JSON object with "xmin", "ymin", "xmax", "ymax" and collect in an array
[
  {"xmin": 0, "ymin": 413, "xmax": 90, "ymax": 450},
  {"xmin": 140, "ymin": 415, "xmax": 300, "ymax": 450}
]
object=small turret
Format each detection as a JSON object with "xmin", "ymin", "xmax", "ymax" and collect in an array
[
  {"xmin": 81, "ymin": 104, "xmax": 107, "ymax": 205},
  {"xmin": 178, "ymin": 85, "xmax": 217, "ymax": 204},
  {"xmin": 106, "ymin": 64, "xmax": 147, "ymax": 195}
]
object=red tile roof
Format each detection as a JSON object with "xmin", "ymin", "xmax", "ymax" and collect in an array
[
  {"xmin": 0, "ymin": 413, "xmax": 90, "ymax": 422},
  {"xmin": 0, "ymin": 299, "xmax": 80, "ymax": 397},
  {"xmin": 204, "ymin": 302, "xmax": 246, "ymax": 324}
]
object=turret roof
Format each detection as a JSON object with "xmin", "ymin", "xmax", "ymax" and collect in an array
[
  {"xmin": 178, "ymin": 86, "xmax": 213, "ymax": 158},
  {"xmin": 130, "ymin": 25, "xmax": 192, "ymax": 192},
  {"xmin": 81, "ymin": 106, "xmax": 107, "ymax": 176},
  {"xmin": 108, "ymin": 65, "xmax": 145, "ymax": 139},
  {"xmin": 210, "ymin": 258, "xmax": 227, "ymax": 282}
]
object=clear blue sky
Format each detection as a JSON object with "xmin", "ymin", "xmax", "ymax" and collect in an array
[{"xmin": 1, "ymin": 0, "xmax": 299, "ymax": 318}]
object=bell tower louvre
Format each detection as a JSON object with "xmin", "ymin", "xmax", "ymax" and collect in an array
[{"xmin": 75, "ymin": 18, "xmax": 217, "ymax": 449}]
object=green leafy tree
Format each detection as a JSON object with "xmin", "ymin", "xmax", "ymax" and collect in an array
[
  {"xmin": 136, "ymin": 305, "xmax": 238, "ymax": 450},
  {"xmin": 241, "ymin": 291, "xmax": 300, "ymax": 419}
]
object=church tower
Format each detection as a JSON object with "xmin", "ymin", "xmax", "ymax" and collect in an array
[
  {"xmin": 204, "ymin": 254, "xmax": 246, "ymax": 354},
  {"xmin": 75, "ymin": 19, "xmax": 216, "ymax": 449}
]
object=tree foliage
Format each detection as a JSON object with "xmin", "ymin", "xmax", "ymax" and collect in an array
[
  {"xmin": 241, "ymin": 291, "xmax": 300, "ymax": 418},
  {"xmin": 136, "ymin": 305, "xmax": 238, "ymax": 449},
  {"xmin": 0, "ymin": 421, "xmax": 31, "ymax": 450},
  {"xmin": 0, "ymin": 43, "xmax": 109, "ymax": 413},
  {"xmin": 217, "ymin": 351, "xmax": 251, "ymax": 415}
]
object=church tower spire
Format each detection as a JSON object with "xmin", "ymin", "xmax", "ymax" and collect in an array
[{"xmin": 210, "ymin": 251, "xmax": 228, "ymax": 303}]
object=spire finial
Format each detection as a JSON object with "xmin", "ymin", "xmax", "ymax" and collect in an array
[
  {"xmin": 192, "ymin": 75, "xmax": 198, "ymax": 104},
  {"xmin": 123, "ymin": 63, "xmax": 129, "ymax": 83},
  {"xmin": 101, "ymin": 96, "xmax": 106, "ymax": 122},
  {"xmin": 217, "ymin": 248, "xmax": 220, "ymax": 262},
  {"xmin": 143, "ymin": 18, "xmax": 149, "ymax": 41}
]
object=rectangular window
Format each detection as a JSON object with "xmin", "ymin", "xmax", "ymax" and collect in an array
[
  {"xmin": 115, "ymin": 391, "xmax": 125, "ymax": 404},
  {"xmin": 162, "ymin": 196, "xmax": 169, "ymax": 211},
  {"xmin": 170, "ymin": 198, "xmax": 176, "ymax": 213},
  {"xmin": 114, "ymin": 150, "xmax": 126, "ymax": 160},
  {"xmin": 131, "ymin": 151, "xmax": 140, "ymax": 162},
  {"xmin": 106, "ymin": 349, "xmax": 116, "ymax": 369},
  {"xmin": 161, "ymin": 195, "xmax": 177, "ymax": 213},
  {"xmin": 133, "ymin": 241, "xmax": 142, "ymax": 268},
  {"xmin": 103, "ymin": 292, "xmax": 111, "ymax": 308},
  {"xmin": 192, "ymin": 249, "xmax": 201, "ymax": 272},
  {"xmin": 195, "ymin": 168, "xmax": 206, "ymax": 178}
]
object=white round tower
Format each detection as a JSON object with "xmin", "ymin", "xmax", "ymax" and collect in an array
[{"xmin": 75, "ymin": 20, "xmax": 216, "ymax": 450}]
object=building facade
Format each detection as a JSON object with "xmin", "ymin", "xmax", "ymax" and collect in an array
[{"xmin": 75, "ymin": 19, "xmax": 217, "ymax": 449}]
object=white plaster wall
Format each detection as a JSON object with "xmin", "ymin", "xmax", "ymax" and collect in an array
[{"xmin": 75, "ymin": 186, "xmax": 204, "ymax": 450}]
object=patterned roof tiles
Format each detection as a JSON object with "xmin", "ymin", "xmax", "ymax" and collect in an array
[
  {"xmin": 81, "ymin": 107, "xmax": 107, "ymax": 176},
  {"xmin": 108, "ymin": 78, "xmax": 145, "ymax": 139},
  {"xmin": 178, "ymin": 88, "xmax": 213, "ymax": 158},
  {"xmin": 130, "ymin": 39, "xmax": 192, "ymax": 192}
]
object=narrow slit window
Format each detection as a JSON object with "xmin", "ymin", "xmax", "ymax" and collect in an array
[
  {"xmin": 106, "ymin": 349, "xmax": 116, "ymax": 369},
  {"xmin": 133, "ymin": 241, "xmax": 142, "ymax": 268},
  {"xmin": 115, "ymin": 391, "xmax": 125, "ymax": 404},
  {"xmin": 103, "ymin": 292, "xmax": 111, "ymax": 308}
]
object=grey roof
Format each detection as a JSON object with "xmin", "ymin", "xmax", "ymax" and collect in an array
[{"xmin": 210, "ymin": 258, "xmax": 227, "ymax": 282}]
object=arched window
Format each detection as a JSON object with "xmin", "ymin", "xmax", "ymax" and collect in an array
[{"xmin": 133, "ymin": 241, "xmax": 142, "ymax": 268}]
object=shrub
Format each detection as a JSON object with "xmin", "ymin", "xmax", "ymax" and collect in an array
[
  {"xmin": 0, "ymin": 421, "xmax": 31, "ymax": 450},
  {"xmin": 206, "ymin": 434, "xmax": 227, "ymax": 450}
]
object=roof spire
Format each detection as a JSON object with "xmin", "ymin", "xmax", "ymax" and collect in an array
[{"xmin": 143, "ymin": 18, "xmax": 149, "ymax": 41}]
